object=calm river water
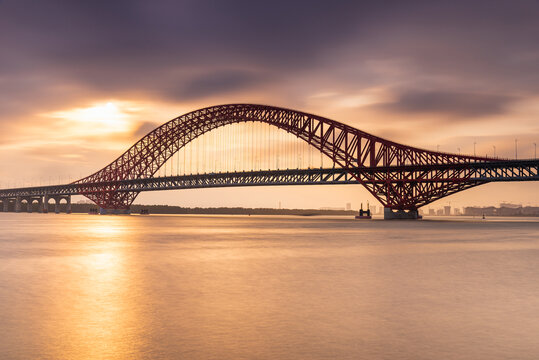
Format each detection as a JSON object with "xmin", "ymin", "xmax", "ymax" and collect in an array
[{"xmin": 1, "ymin": 213, "xmax": 539, "ymax": 359}]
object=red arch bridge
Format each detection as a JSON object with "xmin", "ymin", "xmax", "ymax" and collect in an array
[{"xmin": 1, "ymin": 104, "xmax": 538, "ymax": 219}]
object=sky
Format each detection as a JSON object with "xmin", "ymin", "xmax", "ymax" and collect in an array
[{"xmin": 0, "ymin": 0, "xmax": 538, "ymax": 209}]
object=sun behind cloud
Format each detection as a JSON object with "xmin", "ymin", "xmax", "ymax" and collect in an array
[{"xmin": 44, "ymin": 101, "xmax": 142, "ymax": 136}]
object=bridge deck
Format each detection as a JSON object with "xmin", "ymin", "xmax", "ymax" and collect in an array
[{"xmin": 1, "ymin": 159, "xmax": 537, "ymax": 199}]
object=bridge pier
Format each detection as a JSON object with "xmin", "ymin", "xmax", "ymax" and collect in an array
[
  {"xmin": 384, "ymin": 208, "xmax": 421, "ymax": 220},
  {"xmin": 28, "ymin": 196, "xmax": 43, "ymax": 213},
  {"xmin": 0, "ymin": 195, "xmax": 72, "ymax": 213},
  {"xmin": 42, "ymin": 195, "xmax": 49, "ymax": 213},
  {"xmin": 50, "ymin": 195, "xmax": 68, "ymax": 213}
]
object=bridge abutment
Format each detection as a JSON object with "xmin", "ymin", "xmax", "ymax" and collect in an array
[{"xmin": 384, "ymin": 208, "xmax": 421, "ymax": 220}]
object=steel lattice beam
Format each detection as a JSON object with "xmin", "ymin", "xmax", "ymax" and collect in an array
[
  {"xmin": 2, "ymin": 161, "xmax": 538, "ymax": 210},
  {"xmin": 70, "ymin": 104, "xmax": 505, "ymax": 210}
]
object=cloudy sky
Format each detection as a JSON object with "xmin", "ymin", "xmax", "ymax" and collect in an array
[{"xmin": 1, "ymin": 0, "xmax": 538, "ymax": 209}]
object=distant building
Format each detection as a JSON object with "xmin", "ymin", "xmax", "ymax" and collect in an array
[
  {"xmin": 498, "ymin": 204, "xmax": 523, "ymax": 216},
  {"xmin": 522, "ymin": 207, "xmax": 539, "ymax": 216},
  {"xmin": 436, "ymin": 209, "xmax": 444, "ymax": 216},
  {"xmin": 429, "ymin": 208, "xmax": 435, "ymax": 216},
  {"xmin": 454, "ymin": 208, "xmax": 461, "ymax": 216},
  {"xmin": 463, "ymin": 205, "xmax": 539, "ymax": 216},
  {"xmin": 346, "ymin": 203, "xmax": 352, "ymax": 211},
  {"xmin": 499, "ymin": 203, "xmax": 522, "ymax": 209},
  {"xmin": 464, "ymin": 206, "xmax": 496, "ymax": 216},
  {"xmin": 444, "ymin": 206, "xmax": 451, "ymax": 216}
]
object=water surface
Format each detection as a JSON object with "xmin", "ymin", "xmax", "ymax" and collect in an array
[{"xmin": 1, "ymin": 214, "xmax": 538, "ymax": 359}]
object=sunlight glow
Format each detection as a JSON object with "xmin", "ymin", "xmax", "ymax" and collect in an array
[
  {"xmin": 91, "ymin": 224, "xmax": 124, "ymax": 237},
  {"xmin": 45, "ymin": 101, "xmax": 141, "ymax": 135}
]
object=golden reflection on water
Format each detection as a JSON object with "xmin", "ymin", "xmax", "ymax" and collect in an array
[
  {"xmin": 51, "ymin": 216, "xmax": 143, "ymax": 359},
  {"xmin": 90, "ymin": 224, "xmax": 125, "ymax": 237}
]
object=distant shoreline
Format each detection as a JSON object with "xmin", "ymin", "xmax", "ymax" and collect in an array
[
  {"xmin": 55, "ymin": 203, "xmax": 539, "ymax": 217},
  {"xmin": 72, "ymin": 203, "xmax": 358, "ymax": 216}
]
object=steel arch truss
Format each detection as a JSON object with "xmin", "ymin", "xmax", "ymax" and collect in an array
[{"xmin": 74, "ymin": 104, "xmax": 499, "ymax": 210}]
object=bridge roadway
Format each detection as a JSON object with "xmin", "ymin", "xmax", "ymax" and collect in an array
[{"xmin": 0, "ymin": 159, "xmax": 537, "ymax": 216}]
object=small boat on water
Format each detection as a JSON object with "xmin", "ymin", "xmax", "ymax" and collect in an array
[{"xmin": 355, "ymin": 202, "xmax": 372, "ymax": 220}]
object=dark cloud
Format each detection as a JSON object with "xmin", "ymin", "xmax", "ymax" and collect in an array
[
  {"xmin": 1, "ymin": 0, "xmax": 539, "ymax": 121},
  {"xmin": 0, "ymin": 0, "xmax": 367, "ymax": 75},
  {"xmin": 372, "ymin": 90, "xmax": 517, "ymax": 118},
  {"xmin": 133, "ymin": 121, "xmax": 159, "ymax": 138},
  {"xmin": 167, "ymin": 70, "xmax": 271, "ymax": 101},
  {"xmin": 0, "ymin": 0, "xmax": 377, "ymax": 115}
]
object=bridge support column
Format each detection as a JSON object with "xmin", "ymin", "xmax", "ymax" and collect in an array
[
  {"xmin": 15, "ymin": 196, "xmax": 21, "ymax": 213},
  {"xmin": 42, "ymin": 195, "xmax": 49, "ymax": 213},
  {"xmin": 66, "ymin": 195, "xmax": 71, "ymax": 214},
  {"xmin": 28, "ymin": 196, "xmax": 43, "ymax": 213},
  {"xmin": 27, "ymin": 198, "xmax": 32, "ymax": 213},
  {"xmin": 2, "ymin": 199, "xmax": 7, "ymax": 212},
  {"xmin": 53, "ymin": 197, "xmax": 60, "ymax": 214},
  {"xmin": 384, "ymin": 208, "xmax": 421, "ymax": 220}
]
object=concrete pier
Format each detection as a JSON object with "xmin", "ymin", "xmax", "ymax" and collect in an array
[
  {"xmin": 384, "ymin": 207, "xmax": 421, "ymax": 220},
  {"xmin": 42, "ymin": 195, "xmax": 49, "ymax": 213},
  {"xmin": 32, "ymin": 197, "xmax": 43, "ymax": 213},
  {"xmin": 0, "ymin": 194, "xmax": 73, "ymax": 214}
]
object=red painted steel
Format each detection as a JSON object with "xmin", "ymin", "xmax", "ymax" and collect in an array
[{"xmin": 74, "ymin": 104, "xmax": 496, "ymax": 210}]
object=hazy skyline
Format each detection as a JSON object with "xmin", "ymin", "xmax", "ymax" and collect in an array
[{"xmin": 1, "ymin": 0, "xmax": 538, "ymax": 209}]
